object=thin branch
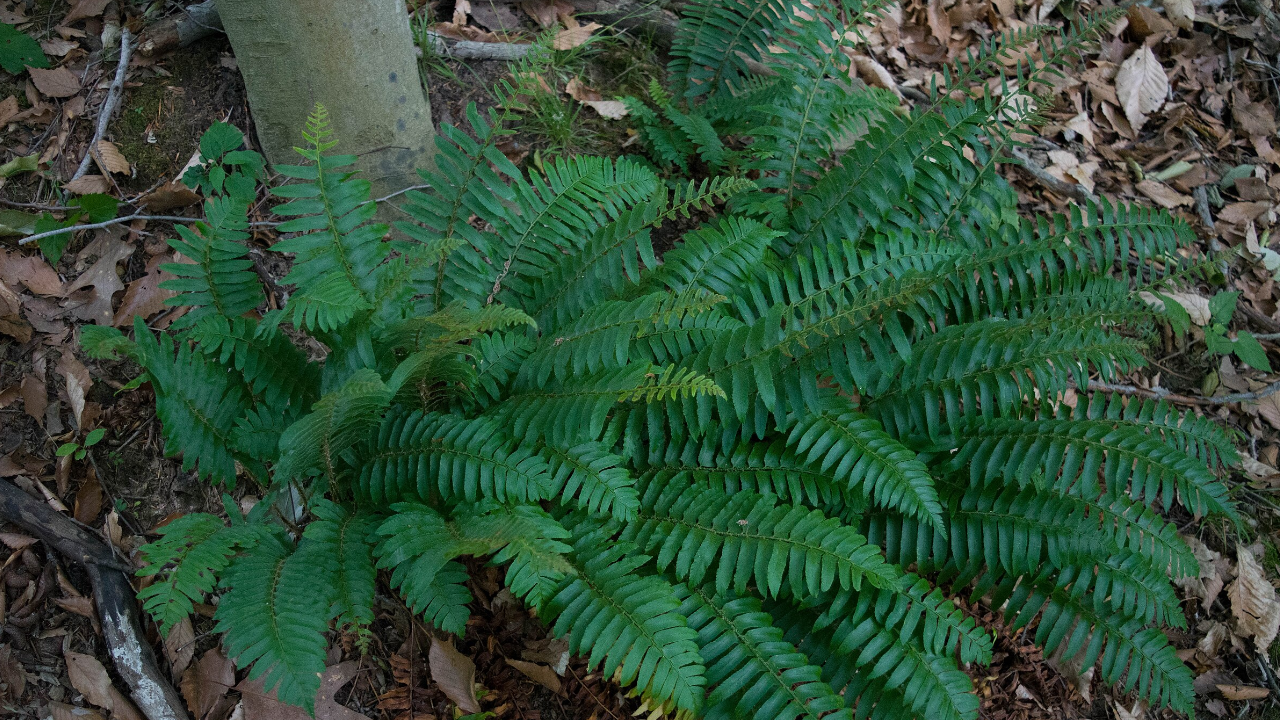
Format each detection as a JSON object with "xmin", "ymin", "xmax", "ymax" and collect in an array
[
  {"xmin": 367, "ymin": 182, "xmax": 432, "ymax": 206},
  {"xmin": 73, "ymin": 28, "xmax": 134, "ymax": 182},
  {"xmin": 1086, "ymin": 378, "xmax": 1280, "ymax": 405},
  {"xmin": 0, "ymin": 198, "xmax": 75, "ymax": 211},
  {"xmin": 17, "ymin": 213, "xmax": 278, "ymax": 246},
  {"xmin": 1008, "ymin": 147, "xmax": 1098, "ymax": 204}
]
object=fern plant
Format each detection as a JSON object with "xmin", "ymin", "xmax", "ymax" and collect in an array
[{"xmin": 85, "ymin": 2, "xmax": 1240, "ymax": 717}]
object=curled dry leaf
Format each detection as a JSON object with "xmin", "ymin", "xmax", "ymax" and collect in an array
[
  {"xmin": 1228, "ymin": 545, "xmax": 1280, "ymax": 653},
  {"xmin": 1218, "ymin": 684, "xmax": 1270, "ymax": 700},
  {"xmin": 62, "ymin": 175, "xmax": 111, "ymax": 195},
  {"xmin": 1115, "ymin": 46, "xmax": 1166, "ymax": 132},
  {"xmin": 235, "ymin": 660, "xmax": 369, "ymax": 720},
  {"xmin": 428, "ymin": 637, "xmax": 481, "ymax": 713},
  {"xmin": 182, "ymin": 648, "xmax": 235, "ymax": 720},
  {"xmin": 64, "ymin": 649, "xmax": 144, "ymax": 720},
  {"xmin": 94, "ymin": 141, "xmax": 130, "ymax": 175},
  {"xmin": 57, "ymin": 350, "xmax": 91, "ymax": 428},
  {"xmin": 28, "ymin": 66, "xmax": 82, "ymax": 98},
  {"xmin": 849, "ymin": 54, "xmax": 903, "ymax": 98},
  {"xmin": 1161, "ymin": 0, "xmax": 1195, "ymax": 30},
  {"xmin": 505, "ymin": 658, "xmax": 563, "ymax": 693},
  {"xmin": 563, "ymin": 77, "xmax": 627, "ymax": 119},
  {"xmin": 553, "ymin": 21, "xmax": 601, "ymax": 50}
]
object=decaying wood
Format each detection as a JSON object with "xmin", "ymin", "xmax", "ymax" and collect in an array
[
  {"xmin": 0, "ymin": 479, "xmax": 189, "ymax": 720},
  {"xmin": 136, "ymin": 0, "xmax": 222, "ymax": 57}
]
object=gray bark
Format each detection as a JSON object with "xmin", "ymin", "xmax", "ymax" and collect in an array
[{"xmin": 213, "ymin": 0, "xmax": 435, "ymax": 198}]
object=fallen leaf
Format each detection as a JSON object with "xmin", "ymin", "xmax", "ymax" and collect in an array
[
  {"xmin": 563, "ymin": 77, "xmax": 627, "ymax": 119},
  {"xmin": 1127, "ymin": 5, "xmax": 1173, "ymax": 39},
  {"xmin": 553, "ymin": 22, "xmax": 601, "ymax": 50},
  {"xmin": 453, "ymin": 0, "xmax": 471, "ymax": 24},
  {"xmin": 0, "ymin": 95, "xmax": 18, "ymax": 126},
  {"xmin": 139, "ymin": 181, "xmax": 200, "ymax": 211},
  {"xmin": 1205, "ymin": 698, "xmax": 1228, "ymax": 717},
  {"xmin": 1136, "ymin": 179, "xmax": 1193, "ymax": 209},
  {"xmin": 63, "ymin": 175, "xmax": 111, "ymax": 195},
  {"xmin": 1162, "ymin": 0, "xmax": 1194, "ymax": 30},
  {"xmin": 0, "ymin": 644, "xmax": 24, "ymax": 700},
  {"xmin": 0, "ymin": 532, "xmax": 37, "ymax": 549},
  {"xmin": 429, "ymin": 638, "xmax": 480, "ymax": 713},
  {"xmin": 114, "ymin": 253, "xmax": 179, "ymax": 326},
  {"xmin": 1064, "ymin": 111, "xmax": 1095, "ymax": 146},
  {"xmin": 235, "ymin": 661, "xmax": 370, "ymax": 720},
  {"xmin": 65, "ymin": 650, "xmax": 144, "ymax": 720},
  {"xmin": 20, "ymin": 373, "xmax": 46, "ymax": 425},
  {"xmin": 1115, "ymin": 46, "xmax": 1166, "ymax": 132},
  {"xmin": 1219, "ymin": 684, "xmax": 1270, "ymax": 700},
  {"xmin": 28, "ymin": 66, "xmax": 82, "ymax": 98},
  {"xmin": 926, "ymin": 0, "xmax": 951, "ymax": 44},
  {"xmin": 505, "ymin": 659, "xmax": 562, "ymax": 693},
  {"xmin": 57, "ymin": 350, "xmax": 91, "ymax": 428},
  {"xmin": 850, "ymin": 54, "xmax": 903, "ymax": 98},
  {"xmin": 62, "ymin": 0, "xmax": 112, "ymax": 24},
  {"xmin": 54, "ymin": 593, "xmax": 96, "ymax": 620},
  {"xmin": 1241, "ymin": 455, "xmax": 1280, "ymax": 484},
  {"xmin": 1234, "ymin": 98, "xmax": 1278, "ymax": 138},
  {"xmin": 94, "ymin": 141, "xmax": 130, "ymax": 175},
  {"xmin": 165, "ymin": 618, "xmax": 196, "ymax": 681},
  {"xmin": 182, "ymin": 649, "xmax": 235, "ymax": 720},
  {"xmin": 49, "ymin": 702, "xmax": 105, "ymax": 720},
  {"xmin": 0, "ymin": 250, "xmax": 63, "ymax": 295},
  {"xmin": 74, "ymin": 474, "xmax": 102, "ymax": 524},
  {"xmin": 41, "ymin": 37, "xmax": 79, "ymax": 57},
  {"xmin": 520, "ymin": 0, "xmax": 558, "ymax": 27},
  {"xmin": 1112, "ymin": 700, "xmax": 1144, "ymax": 720},
  {"xmin": 1228, "ymin": 545, "xmax": 1280, "ymax": 653},
  {"xmin": 61, "ymin": 232, "xmax": 134, "ymax": 325},
  {"xmin": 1219, "ymin": 201, "xmax": 1271, "ymax": 225}
]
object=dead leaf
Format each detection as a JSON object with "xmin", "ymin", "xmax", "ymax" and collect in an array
[
  {"xmin": 49, "ymin": 702, "xmax": 104, "ymax": 720},
  {"xmin": 62, "ymin": 0, "xmax": 112, "ymax": 24},
  {"xmin": 1064, "ymin": 111, "xmax": 1095, "ymax": 146},
  {"xmin": 1127, "ymin": 5, "xmax": 1173, "ymax": 40},
  {"xmin": 453, "ymin": 0, "xmax": 471, "ymax": 24},
  {"xmin": 20, "ymin": 373, "xmax": 46, "ymax": 425},
  {"xmin": 41, "ymin": 37, "xmax": 79, "ymax": 57},
  {"xmin": 0, "ymin": 644, "xmax": 24, "ymax": 700},
  {"xmin": 1241, "ymin": 455, "xmax": 1280, "ymax": 484},
  {"xmin": 62, "ymin": 233, "xmax": 133, "ymax": 325},
  {"xmin": 926, "ymin": 0, "xmax": 951, "ymax": 44},
  {"xmin": 235, "ymin": 661, "xmax": 370, "ymax": 720},
  {"xmin": 505, "ymin": 659, "xmax": 562, "ymax": 693},
  {"xmin": 139, "ymin": 181, "xmax": 200, "ymax": 211},
  {"xmin": 1136, "ymin": 179, "xmax": 1194, "ymax": 209},
  {"xmin": 28, "ymin": 66, "xmax": 82, "ymax": 98},
  {"xmin": 1162, "ymin": 0, "xmax": 1194, "ymax": 30},
  {"xmin": 114, "ymin": 253, "xmax": 179, "ymax": 326},
  {"xmin": 0, "ymin": 95, "xmax": 18, "ymax": 126},
  {"xmin": 57, "ymin": 350, "xmax": 91, "ymax": 428},
  {"xmin": 164, "ymin": 618, "xmax": 196, "ymax": 681},
  {"xmin": 429, "ymin": 638, "xmax": 480, "ymax": 713},
  {"xmin": 1218, "ymin": 684, "xmax": 1270, "ymax": 700},
  {"xmin": 1115, "ymin": 46, "xmax": 1166, "ymax": 132},
  {"xmin": 1112, "ymin": 700, "xmax": 1144, "ymax": 720},
  {"xmin": 0, "ymin": 533, "xmax": 37, "ymax": 550},
  {"xmin": 520, "ymin": 0, "xmax": 558, "ymax": 27},
  {"xmin": 94, "ymin": 141, "xmax": 130, "ymax": 175},
  {"xmin": 62, "ymin": 175, "xmax": 111, "ymax": 195},
  {"xmin": 553, "ymin": 22, "xmax": 601, "ymax": 50},
  {"xmin": 74, "ymin": 474, "xmax": 102, "ymax": 524},
  {"xmin": 563, "ymin": 77, "xmax": 628, "ymax": 119},
  {"xmin": 1152, "ymin": 290, "xmax": 1212, "ymax": 325},
  {"xmin": 0, "ymin": 250, "xmax": 63, "ymax": 295},
  {"xmin": 54, "ymin": 594, "xmax": 96, "ymax": 621},
  {"xmin": 182, "ymin": 649, "xmax": 235, "ymax": 720},
  {"xmin": 65, "ymin": 650, "xmax": 144, "ymax": 720},
  {"xmin": 1228, "ymin": 545, "xmax": 1280, "ymax": 653},
  {"xmin": 850, "ymin": 54, "xmax": 903, "ymax": 98},
  {"xmin": 1220, "ymin": 202, "xmax": 1271, "ymax": 225}
]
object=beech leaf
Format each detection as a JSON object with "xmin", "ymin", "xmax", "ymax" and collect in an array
[
  {"xmin": 1115, "ymin": 46, "xmax": 1166, "ymax": 132},
  {"xmin": 428, "ymin": 638, "xmax": 481, "ymax": 713}
]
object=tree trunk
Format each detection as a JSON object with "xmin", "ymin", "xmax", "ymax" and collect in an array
[{"xmin": 213, "ymin": 0, "xmax": 435, "ymax": 197}]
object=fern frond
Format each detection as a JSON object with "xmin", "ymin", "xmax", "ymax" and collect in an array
[
  {"xmin": 274, "ymin": 368, "xmax": 393, "ymax": 483},
  {"xmin": 160, "ymin": 195, "xmax": 264, "ymax": 330},
  {"xmin": 188, "ymin": 315, "xmax": 320, "ymax": 413},
  {"xmin": 301, "ymin": 500, "xmax": 378, "ymax": 643},
  {"xmin": 542, "ymin": 442, "xmax": 640, "ymax": 521}
]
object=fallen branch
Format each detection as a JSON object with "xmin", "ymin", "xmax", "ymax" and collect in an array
[
  {"xmin": 73, "ymin": 28, "xmax": 134, "ymax": 182},
  {"xmin": 137, "ymin": 0, "xmax": 222, "ymax": 56},
  {"xmin": 1087, "ymin": 378, "xmax": 1280, "ymax": 405},
  {"xmin": 0, "ymin": 479, "xmax": 188, "ymax": 720},
  {"xmin": 421, "ymin": 31, "xmax": 532, "ymax": 60},
  {"xmin": 1009, "ymin": 147, "xmax": 1098, "ymax": 204},
  {"xmin": 16, "ymin": 213, "xmax": 279, "ymax": 246}
]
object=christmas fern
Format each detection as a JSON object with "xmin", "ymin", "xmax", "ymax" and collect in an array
[{"xmin": 95, "ymin": 1, "xmax": 1242, "ymax": 717}]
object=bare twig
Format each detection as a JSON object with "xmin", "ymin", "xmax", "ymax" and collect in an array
[
  {"xmin": 1087, "ymin": 378, "xmax": 1280, "ymax": 405},
  {"xmin": 367, "ymin": 182, "xmax": 432, "ymax": 206},
  {"xmin": 1008, "ymin": 147, "xmax": 1098, "ymax": 204},
  {"xmin": 17, "ymin": 213, "xmax": 278, "ymax": 246},
  {"xmin": 73, "ymin": 28, "xmax": 134, "ymax": 182},
  {"xmin": 0, "ymin": 198, "xmax": 76, "ymax": 211},
  {"xmin": 0, "ymin": 479, "xmax": 187, "ymax": 720}
]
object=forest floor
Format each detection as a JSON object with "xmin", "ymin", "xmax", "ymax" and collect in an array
[{"xmin": 2, "ymin": 0, "xmax": 1280, "ymax": 719}]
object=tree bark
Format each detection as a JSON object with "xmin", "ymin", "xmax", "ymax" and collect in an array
[{"xmin": 213, "ymin": 0, "xmax": 435, "ymax": 197}]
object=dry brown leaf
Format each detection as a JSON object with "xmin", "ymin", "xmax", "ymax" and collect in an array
[
  {"xmin": 62, "ymin": 233, "xmax": 134, "ymax": 325},
  {"xmin": 1162, "ymin": 0, "xmax": 1194, "ymax": 30},
  {"xmin": 1115, "ymin": 46, "xmax": 1166, "ymax": 132},
  {"xmin": 850, "ymin": 54, "xmax": 903, "ymax": 98},
  {"xmin": 113, "ymin": 253, "xmax": 179, "ymax": 326},
  {"xmin": 139, "ymin": 181, "xmax": 200, "ymax": 211},
  {"xmin": 0, "ymin": 250, "xmax": 63, "ymax": 295},
  {"xmin": 1228, "ymin": 545, "xmax": 1280, "ymax": 653},
  {"xmin": 553, "ymin": 22, "xmax": 601, "ymax": 50},
  {"xmin": 236, "ymin": 660, "xmax": 370, "ymax": 720},
  {"xmin": 65, "ymin": 650, "xmax": 144, "ymax": 720},
  {"xmin": 182, "ymin": 649, "xmax": 235, "ymax": 720},
  {"xmin": 57, "ymin": 350, "xmax": 91, "ymax": 428},
  {"xmin": 563, "ymin": 77, "xmax": 627, "ymax": 119},
  {"xmin": 49, "ymin": 702, "xmax": 104, "ymax": 720},
  {"xmin": 41, "ymin": 37, "xmax": 79, "ymax": 57},
  {"xmin": 1219, "ymin": 684, "xmax": 1270, "ymax": 700},
  {"xmin": 520, "ymin": 0, "xmax": 558, "ymax": 27},
  {"xmin": 74, "ymin": 474, "xmax": 102, "ymax": 524},
  {"xmin": 1136, "ymin": 179, "xmax": 1193, "ymax": 209},
  {"xmin": 94, "ymin": 141, "xmax": 130, "ymax": 175},
  {"xmin": 428, "ymin": 638, "xmax": 480, "ymax": 713},
  {"xmin": 1219, "ymin": 201, "xmax": 1271, "ymax": 225},
  {"xmin": 28, "ymin": 66, "xmax": 82, "ymax": 98},
  {"xmin": 62, "ymin": 0, "xmax": 112, "ymax": 24},
  {"xmin": 925, "ymin": 0, "xmax": 951, "ymax": 43},
  {"xmin": 0, "ymin": 532, "xmax": 37, "ymax": 549},
  {"xmin": 1148, "ymin": 290, "xmax": 1212, "ymax": 325},
  {"xmin": 20, "ymin": 373, "xmax": 46, "ymax": 425},
  {"xmin": 505, "ymin": 659, "xmax": 562, "ymax": 693},
  {"xmin": 453, "ymin": 0, "xmax": 471, "ymax": 24},
  {"xmin": 0, "ymin": 644, "xmax": 25, "ymax": 701},
  {"xmin": 62, "ymin": 175, "xmax": 111, "ymax": 195},
  {"xmin": 165, "ymin": 618, "xmax": 196, "ymax": 681},
  {"xmin": 0, "ymin": 95, "xmax": 19, "ymax": 126},
  {"xmin": 1064, "ymin": 111, "xmax": 1095, "ymax": 146}
]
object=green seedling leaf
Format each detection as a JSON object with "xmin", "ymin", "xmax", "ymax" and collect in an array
[
  {"xmin": 34, "ymin": 212, "xmax": 79, "ymax": 266},
  {"xmin": 1204, "ymin": 325, "xmax": 1233, "ymax": 356},
  {"xmin": 0, "ymin": 209, "xmax": 38, "ymax": 237},
  {"xmin": 73, "ymin": 194, "xmax": 119, "ymax": 224},
  {"xmin": 56, "ymin": 443, "xmax": 79, "ymax": 457},
  {"xmin": 1209, "ymin": 291, "xmax": 1239, "ymax": 327},
  {"xmin": 1157, "ymin": 293, "xmax": 1191, "ymax": 336},
  {"xmin": 0, "ymin": 154, "xmax": 38, "ymax": 177},
  {"xmin": 200, "ymin": 122, "xmax": 245, "ymax": 161},
  {"xmin": 1233, "ymin": 331, "xmax": 1273, "ymax": 372},
  {"xmin": 0, "ymin": 24, "xmax": 48, "ymax": 74},
  {"xmin": 84, "ymin": 428, "xmax": 107, "ymax": 447}
]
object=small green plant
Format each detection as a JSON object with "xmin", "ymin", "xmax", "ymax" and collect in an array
[
  {"xmin": 56, "ymin": 428, "xmax": 107, "ymax": 461},
  {"xmin": 85, "ymin": 2, "xmax": 1241, "ymax": 719},
  {"xmin": 0, "ymin": 23, "xmax": 48, "ymax": 74},
  {"xmin": 1159, "ymin": 289, "xmax": 1272, "ymax": 371}
]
